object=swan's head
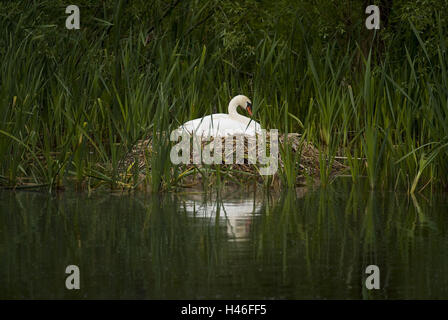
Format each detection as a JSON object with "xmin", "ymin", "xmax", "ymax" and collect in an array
[
  {"xmin": 245, "ymin": 100, "xmax": 253, "ymax": 116},
  {"xmin": 231, "ymin": 95, "xmax": 253, "ymax": 116}
]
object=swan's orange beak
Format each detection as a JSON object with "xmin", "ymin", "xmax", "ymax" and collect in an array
[{"xmin": 247, "ymin": 105, "xmax": 253, "ymax": 116}]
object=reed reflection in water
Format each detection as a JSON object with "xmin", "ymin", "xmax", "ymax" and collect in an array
[{"xmin": 0, "ymin": 180, "xmax": 448, "ymax": 299}]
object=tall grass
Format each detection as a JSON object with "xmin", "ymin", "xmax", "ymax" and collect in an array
[{"xmin": 0, "ymin": 2, "xmax": 447, "ymax": 193}]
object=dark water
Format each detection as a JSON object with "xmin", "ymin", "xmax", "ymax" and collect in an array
[{"xmin": 1, "ymin": 180, "xmax": 448, "ymax": 299}]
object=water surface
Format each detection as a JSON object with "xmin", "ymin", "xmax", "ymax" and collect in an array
[{"xmin": 1, "ymin": 181, "xmax": 447, "ymax": 299}]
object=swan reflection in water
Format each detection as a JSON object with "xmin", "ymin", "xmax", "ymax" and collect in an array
[{"xmin": 179, "ymin": 193, "xmax": 262, "ymax": 241}]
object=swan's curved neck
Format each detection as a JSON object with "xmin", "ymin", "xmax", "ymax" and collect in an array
[{"xmin": 228, "ymin": 97, "xmax": 247, "ymax": 122}]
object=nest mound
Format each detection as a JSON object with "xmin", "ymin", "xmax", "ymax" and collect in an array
[{"xmin": 121, "ymin": 132, "xmax": 346, "ymax": 189}]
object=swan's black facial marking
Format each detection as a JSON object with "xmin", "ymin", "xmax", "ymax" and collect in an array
[{"xmin": 246, "ymin": 101, "xmax": 253, "ymax": 116}]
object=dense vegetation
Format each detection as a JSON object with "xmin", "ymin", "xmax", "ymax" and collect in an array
[{"xmin": 0, "ymin": 0, "xmax": 447, "ymax": 192}]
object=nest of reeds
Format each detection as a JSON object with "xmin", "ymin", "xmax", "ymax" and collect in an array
[{"xmin": 121, "ymin": 132, "xmax": 346, "ymax": 189}]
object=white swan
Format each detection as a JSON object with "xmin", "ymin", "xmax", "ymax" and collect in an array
[
  {"xmin": 179, "ymin": 194, "xmax": 262, "ymax": 241},
  {"xmin": 177, "ymin": 95, "xmax": 262, "ymax": 138}
]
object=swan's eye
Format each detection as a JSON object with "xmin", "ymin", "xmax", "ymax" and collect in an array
[{"xmin": 246, "ymin": 102, "xmax": 252, "ymax": 108}]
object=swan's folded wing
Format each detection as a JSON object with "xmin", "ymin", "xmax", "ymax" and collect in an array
[{"xmin": 177, "ymin": 114, "xmax": 262, "ymax": 137}]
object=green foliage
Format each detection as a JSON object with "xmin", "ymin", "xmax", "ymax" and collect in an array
[{"xmin": 0, "ymin": 0, "xmax": 447, "ymax": 192}]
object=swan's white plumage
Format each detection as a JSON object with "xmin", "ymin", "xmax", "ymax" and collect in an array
[
  {"xmin": 176, "ymin": 95, "xmax": 262, "ymax": 138},
  {"xmin": 179, "ymin": 113, "xmax": 262, "ymax": 137}
]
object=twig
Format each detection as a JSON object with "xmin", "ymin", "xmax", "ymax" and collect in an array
[{"xmin": 183, "ymin": 10, "xmax": 214, "ymax": 37}]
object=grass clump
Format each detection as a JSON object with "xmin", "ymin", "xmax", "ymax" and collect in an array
[{"xmin": 0, "ymin": 1, "xmax": 447, "ymax": 193}]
